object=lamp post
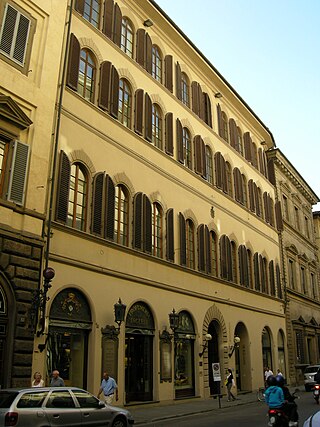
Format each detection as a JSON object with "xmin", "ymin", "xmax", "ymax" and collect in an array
[
  {"xmin": 169, "ymin": 308, "xmax": 179, "ymax": 333},
  {"xmin": 199, "ymin": 333, "xmax": 213, "ymax": 357}
]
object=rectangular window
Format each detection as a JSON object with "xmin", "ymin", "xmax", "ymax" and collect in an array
[
  {"xmin": 294, "ymin": 206, "xmax": 300, "ymax": 230},
  {"xmin": 300, "ymin": 266, "xmax": 306, "ymax": 294},
  {"xmin": 288, "ymin": 258, "xmax": 295, "ymax": 289},
  {"xmin": 304, "ymin": 216, "xmax": 310, "ymax": 238},
  {"xmin": 295, "ymin": 330, "xmax": 305, "ymax": 363},
  {"xmin": 0, "ymin": 2, "xmax": 35, "ymax": 73},
  {"xmin": 282, "ymin": 194, "xmax": 289, "ymax": 220},
  {"xmin": 311, "ymin": 272, "xmax": 316, "ymax": 299}
]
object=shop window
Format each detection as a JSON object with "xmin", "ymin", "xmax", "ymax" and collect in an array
[{"xmin": 0, "ymin": 1, "xmax": 36, "ymax": 74}]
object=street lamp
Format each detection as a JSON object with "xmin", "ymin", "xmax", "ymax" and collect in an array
[
  {"xmin": 114, "ymin": 298, "xmax": 126, "ymax": 330},
  {"xmin": 199, "ymin": 333, "xmax": 213, "ymax": 357},
  {"xmin": 168, "ymin": 308, "xmax": 179, "ymax": 333},
  {"xmin": 228, "ymin": 336, "xmax": 240, "ymax": 358}
]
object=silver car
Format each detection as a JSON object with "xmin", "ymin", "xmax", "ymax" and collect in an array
[
  {"xmin": 304, "ymin": 364, "xmax": 320, "ymax": 391},
  {"xmin": 0, "ymin": 387, "xmax": 134, "ymax": 426}
]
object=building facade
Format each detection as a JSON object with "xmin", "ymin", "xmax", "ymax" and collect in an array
[
  {"xmin": 268, "ymin": 149, "xmax": 320, "ymax": 387},
  {"xmin": 0, "ymin": 0, "xmax": 308, "ymax": 404}
]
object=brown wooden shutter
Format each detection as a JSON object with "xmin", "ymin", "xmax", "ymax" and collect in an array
[
  {"xmin": 254, "ymin": 183, "xmax": 260, "ymax": 216},
  {"xmin": 204, "ymin": 93, "xmax": 212, "ymax": 127},
  {"xmin": 176, "ymin": 62, "xmax": 182, "ymax": 100},
  {"xmin": 243, "ymin": 132, "xmax": 252, "ymax": 162},
  {"xmin": 251, "ymin": 142, "xmax": 258, "ymax": 169},
  {"xmin": 136, "ymin": 29, "xmax": 146, "ymax": 67},
  {"xmin": 7, "ymin": 141, "xmax": 29, "ymax": 205},
  {"xmin": 227, "ymin": 238, "xmax": 232, "ymax": 281},
  {"xmin": 110, "ymin": 65, "xmax": 119, "ymax": 118},
  {"xmin": 56, "ymin": 151, "xmax": 70, "ymax": 223},
  {"xmin": 275, "ymin": 201, "xmax": 283, "ymax": 231},
  {"xmin": 191, "ymin": 81, "xmax": 199, "ymax": 115},
  {"xmin": 133, "ymin": 192, "xmax": 143, "ymax": 249},
  {"xmin": 98, "ymin": 61, "xmax": 112, "ymax": 111},
  {"xmin": 166, "ymin": 208, "xmax": 174, "ymax": 262},
  {"xmin": 198, "ymin": 85, "xmax": 205, "ymax": 120},
  {"xmin": 144, "ymin": 93, "xmax": 152, "ymax": 142},
  {"xmin": 276, "ymin": 264, "xmax": 282, "ymax": 298},
  {"xmin": 217, "ymin": 104, "xmax": 223, "ymax": 138},
  {"xmin": 165, "ymin": 112, "xmax": 173, "ymax": 156},
  {"xmin": 134, "ymin": 89, "xmax": 144, "ymax": 135},
  {"xmin": 105, "ymin": 175, "xmax": 115, "ymax": 240},
  {"xmin": 215, "ymin": 152, "xmax": 222, "ymax": 189},
  {"xmin": 269, "ymin": 195, "xmax": 275, "ymax": 226},
  {"xmin": 248, "ymin": 179, "xmax": 255, "ymax": 212},
  {"xmin": 205, "ymin": 225, "xmax": 211, "ymax": 274},
  {"xmin": 66, "ymin": 33, "xmax": 80, "ymax": 91},
  {"xmin": 179, "ymin": 213, "xmax": 186, "ymax": 266},
  {"xmin": 145, "ymin": 33, "xmax": 152, "ymax": 74},
  {"xmin": 144, "ymin": 195, "xmax": 152, "ymax": 253},
  {"xmin": 91, "ymin": 172, "xmax": 105, "ymax": 236},
  {"xmin": 201, "ymin": 138, "xmax": 207, "ymax": 179},
  {"xmin": 176, "ymin": 118, "xmax": 184, "ymax": 163},
  {"xmin": 222, "ymin": 157, "xmax": 228, "ymax": 194},
  {"xmin": 75, "ymin": 0, "xmax": 85, "ymax": 15},
  {"xmin": 239, "ymin": 246, "xmax": 244, "ymax": 285},
  {"xmin": 164, "ymin": 55, "xmax": 173, "ymax": 92},
  {"xmin": 243, "ymin": 247, "xmax": 249, "ymax": 286},
  {"xmin": 220, "ymin": 235, "xmax": 227, "ymax": 279},
  {"xmin": 269, "ymin": 261, "xmax": 275, "ymax": 296},
  {"xmin": 229, "ymin": 118, "xmax": 237, "ymax": 149},
  {"xmin": 267, "ymin": 158, "xmax": 276, "ymax": 185},
  {"xmin": 254, "ymin": 253, "xmax": 260, "ymax": 290},
  {"xmin": 258, "ymin": 148, "xmax": 264, "ymax": 175},
  {"xmin": 263, "ymin": 192, "xmax": 270, "ymax": 224},
  {"xmin": 194, "ymin": 135, "xmax": 202, "ymax": 175},
  {"xmin": 233, "ymin": 168, "xmax": 240, "ymax": 202},
  {"xmin": 113, "ymin": 3, "xmax": 122, "ymax": 47},
  {"xmin": 198, "ymin": 225, "xmax": 205, "ymax": 272},
  {"xmin": 102, "ymin": 0, "xmax": 114, "ymax": 38}
]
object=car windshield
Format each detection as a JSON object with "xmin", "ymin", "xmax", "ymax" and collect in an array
[
  {"xmin": 305, "ymin": 366, "xmax": 319, "ymax": 373},
  {"xmin": 0, "ymin": 392, "xmax": 18, "ymax": 408}
]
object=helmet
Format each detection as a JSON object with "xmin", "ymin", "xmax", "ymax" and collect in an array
[
  {"xmin": 276, "ymin": 375, "xmax": 285, "ymax": 386},
  {"xmin": 267, "ymin": 375, "xmax": 277, "ymax": 386}
]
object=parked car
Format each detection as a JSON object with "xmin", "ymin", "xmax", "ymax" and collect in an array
[
  {"xmin": 0, "ymin": 387, "xmax": 134, "ymax": 426},
  {"xmin": 304, "ymin": 364, "xmax": 320, "ymax": 391}
]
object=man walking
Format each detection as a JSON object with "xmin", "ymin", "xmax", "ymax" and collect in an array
[
  {"xmin": 50, "ymin": 370, "xmax": 65, "ymax": 387},
  {"xmin": 97, "ymin": 372, "xmax": 118, "ymax": 405}
]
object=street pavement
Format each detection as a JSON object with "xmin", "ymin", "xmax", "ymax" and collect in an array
[{"xmin": 128, "ymin": 390, "xmax": 260, "ymax": 425}]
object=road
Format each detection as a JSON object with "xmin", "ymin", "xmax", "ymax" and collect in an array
[{"xmin": 140, "ymin": 391, "xmax": 319, "ymax": 427}]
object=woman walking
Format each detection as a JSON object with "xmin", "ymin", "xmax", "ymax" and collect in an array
[{"xmin": 226, "ymin": 368, "xmax": 236, "ymax": 401}]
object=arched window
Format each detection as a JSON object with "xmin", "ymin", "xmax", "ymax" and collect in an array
[
  {"xmin": 221, "ymin": 111, "xmax": 229, "ymax": 142},
  {"xmin": 121, "ymin": 17, "xmax": 133, "ymax": 57},
  {"xmin": 242, "ymin": 174, "xmax": 248, "ymax": 207},
  {"xmin": 220, "ymin": 235, "xmax": 232, "ymax": 281},
  {"xmin": 251, "ymin": 141, "xmax": 258, "ymax": 169},
  {"xmin": 118, "ymin": 79, "xmax": 132, "ymax": 128},
  {"xmin": 237, "ymin": 127, "xmax": 243, "ymax": 156},
  {"xmin": 181, "ymin": 72, "xmax": 190, "ymax": 106},
  {"xmin": 78, "ymin": 49, "xmax": 95, "ymax": 102},
  {"xmin": 114, "ymin": 184, "xmax": 128, "ymax": 246},
  {"xmin": 186, "ymin": 219, "xmax": 195, "ymax": 269},
  {"xmin": 152, "ymin": 202, "xmax": 163, "ymax": 257},
  {"xmin": 183, "ymin": 128, "xmax": 192, "ymax": 169},
  {"xmin": 152, "ymin": 45, "xmax": 162, "ymax": 82},
  {"xmin": 67, "ymin": 163, "xmax": 88, "ymax": 231},
  {"xmin": 82, "ymin": 0, "xmax": 100, "ymax": 28},
  {"xmin": 205, "ymin": 146, "xmax": 213, "ymax": 184},
  {"xmin": 152, "ymin": 104, "xmax": 162, "ymax": 149},
  {"xmin": 210, "ymin": 231, "xmax": 218, "ymax": 276}
]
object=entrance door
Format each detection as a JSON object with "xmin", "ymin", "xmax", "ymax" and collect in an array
[
  {"xmin": 125, "ymin": 333, "xmax": 153, "ymax": 403},
  {"xmin": 208, "ymin": 321, "xmax": 220, "ymax": 395}
]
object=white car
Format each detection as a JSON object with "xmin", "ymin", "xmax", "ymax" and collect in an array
[
  {"xmin": 303, "ymin": 411, "xmax": 320, "ymax": 426},
  {"xmin": 304, "ymin": 364, "xmax": 320, "ymax": 391}
]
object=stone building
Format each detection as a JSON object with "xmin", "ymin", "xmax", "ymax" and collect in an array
[
  {"xmin": 1, "ymin": 0, "xmax": 316, "ymax": 404},
  {"xmin": 268, "ymin": 148, "xmax": 320, "ymax": 387}
]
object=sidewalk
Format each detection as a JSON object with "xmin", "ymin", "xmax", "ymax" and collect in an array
[{"xmin": 127, "ymin": 391, "xmax": 258, "ymax": 425}]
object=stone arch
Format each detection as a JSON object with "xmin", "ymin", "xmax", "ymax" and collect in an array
[
  {"xmin": 149, "ymin": 191, "xmax": 168, "ymax": 212},
  {"xmin": 180, "ymin": 118, "xmax": 195, "ymax": 136},
  {"xmin": 78, "ymin": 37, "xmax": 103, "ymax": 63},
  {"xmin": 69, "ymin": 149, "xmax": 95, "ymax": 175},
  {"xmin": 112, "ymin": 172, "xmax": 135, "ymax": 196},
  {"xmin": 149, "ymin": 94, "xmax": 167, "ymax": 115},
  {"xmin": 118, "ymin": 69, "xmax": 137, "ymax": 93},
  {"xmin": 183, "ymin": 209, "xmax": 198, "ymax": 229}
]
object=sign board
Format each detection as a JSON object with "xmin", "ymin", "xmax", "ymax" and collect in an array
[{"xmin": 212, "ymin": 362, "xmax": 221, "ymax": 382}]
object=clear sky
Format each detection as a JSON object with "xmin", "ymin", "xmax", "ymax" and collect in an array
[{"xmin": 155, "ymin": 0, "xmax": 320, "ymax": 210}]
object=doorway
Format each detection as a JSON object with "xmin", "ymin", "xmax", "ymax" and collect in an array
[{"xmin": 208, "ymin": 320, "xmax": 220, "ymax": 395}]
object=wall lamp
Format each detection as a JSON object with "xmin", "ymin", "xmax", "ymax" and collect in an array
[
  {"xmin": 169, "ymin": 308, "xmax": 180, "ymax": 333},
  {"xmin": 143, "ymin": 18, "xmax": 154, "ymax": 27},
  {"xmin": 199, "ymin": 333, "xmax": 212, "ymax": 357},
  {"xmin": 114, "ymin": 298, "xmax": 126, "ymax": 330},
  {"xmin": 214, "ymin": 92, "xmax": 222, "ymax": 98},
  {"xmin": 30, "ymin": 267, "xmax": 55, "ymax": 336},
  {"xmin": 228, "ymin": 336, "xmax": 240, "ymax": 358}
]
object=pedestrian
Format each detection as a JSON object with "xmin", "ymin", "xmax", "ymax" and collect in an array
[
  {"xmin": 264, "ymin": 366, "xmax": 274, "ymax": 386},
  {"xmin": 277, "ymin": 369, "xmax": 283, "ymax": 377},
  {"xmin": 225, "ymin": 368, "xmax": 236, "ymax": 401},
  {"xmin": 50, "ymin": 370, "xmax": 65, "ymax": 387},
  {"xmin": 32, "ymin": 371, "xmax": 45, "ymax": 387},
  {"xmin": 97, "ymin": 372, "xmax": 118, "ymax": 405}
]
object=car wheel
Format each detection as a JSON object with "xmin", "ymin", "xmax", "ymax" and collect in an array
[{"xmin": 112, "ymin": 417, "xmax": 126, "ymax": 427}]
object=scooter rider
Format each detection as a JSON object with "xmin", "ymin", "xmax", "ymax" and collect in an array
[
  {"xmin": 265, "ymin": 375, "xmax": 285, "ymax": 409},
  {"xmin": 276, "ymin": 375, "xmax": 298, "ymax": 426},
  {"xmin": 314, "ymin": 367, "xmax": 320, "ymax": 385}
]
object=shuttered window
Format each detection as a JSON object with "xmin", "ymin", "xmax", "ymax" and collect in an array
[
  {"xmin": 66, "ymin": 162, "xmax": 88, "ymax": 231},
  {"xmin": 183, "ymin": 128, "xmax": 192, "ymax": 169},
  {"xmin": 56, "ymin": 151, "xmax": 71, "ymax": 223},
  {"xmin": 114, "ymin": 184, "xmax": 128, "ymax": 245},
  {"xmin": 254, "ymin": 253, "xmax": 261, "ymax": 291},
  {"xmin": 176, "ymin": 62, "xmax": 182, "ymax": 101},
  {"xmin": 66, "ymin": 34, "xmax": 80, "ymax": 91},
  {"xmin": 221, "ymin": 112, "xmax": 229, "ymax": 142},
  {"xmin": 194, "ymin": 135, "xmax": 206, "ymax": 177},
  {"xmin": 118, "ymin": 79, "xmax": 132, "ymax": 128},
  {"xmin": 226, "ymin": 162, "xmax": 233, "ymax": 198},
  {"xmin": 238, "ymin": 245, "xmax": 249, "ymax": 287},
  {"xmin": 0, "ymin": 3, "xmax": 31, "ymax": 68},
  {"xmin": 251, "ymin": 141, "xmax": 258, "ymax": 169},
  {"xmin": 237, "ymin": 127, "xmax": 244, "ymax": 156},
  {"xmin": 186, "ymin": 219, "xmax": 195, "ymax": 269},
  {"xmin": 81, "ymin": 0, "xmax": 100, "ymax": 28},
  {"xmin": 181, "ymin": 72, "xmax": 189, "ymax": 106},
  {"xmin": 210, "ymin": 231, "xmax": 218, "ymax": 276},
  {"xmin": 121, "ymin": 17, "xmax": 133, "ymax": 57},
  {"xmin": 164, "ymin": 55, "xmax": 173, "ymax": 92},
  {"xmin": 179, "ymin": 213, "xmax": 186, "ymax": 266},
  {"xmin": 276, "ymin": 264, "xmax": 282, "ymax": 298},
  {"xmin": 219, "ymin": 235, "xmax": 232, "ymax": 281},
  {"xmin": 78, "ymin": 49, "xmax": 95, "ymax": 102},
  {"xmin": 205, "ymin": 146, "xmax": 213, "ymax": 184},
  {"xmin": 229, "ymin": 118, "xmax": 237, "ymax": 149},
  {"xmin": 133, "ymin": 193, "xmax": 152, "ymax": 253},
  {"xmin": 134, "ymin": 89, "xmax": 144, "ymax": 135},
  {"xmin": 166, "ymin": 208, "xmax": 174, "ymax": 262},
  {"xmin": 269, "ymin": 261, "xmax": 275, "ymax": 296},
  {"xmin": 152, "ymin": 45, "xmax": 162, "ymax": 82},
  {"xmin": 165, "ymin": 112, "xmax": 173, "ymax": 156},
  {"xmin": 102, "ymin": 0, "xmax": 113, "ymax": 39},
  {"xmin": 152, "ymin": 202, "xmax": 163, "ymax": 258},
  {"xmin": 198, "ymin": 224, "xmax": 211, "ymax": 274},
  {"xmin": 243, "ymin": 132, "xmax": 252, "ymax": 163}
]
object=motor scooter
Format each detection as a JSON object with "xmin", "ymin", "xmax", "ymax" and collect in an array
[
  {"xmin": 267, "ymin": 390, "xmax": 299, "ymax": 426},
  {"xmin": 313, "ymin": 384, "xmax": 320, "ymax": 404}
]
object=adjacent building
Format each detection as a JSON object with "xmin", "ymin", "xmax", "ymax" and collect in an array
[{"xmin": 0, "ymin": 0, "xmax": 319, "ymax": 404}]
